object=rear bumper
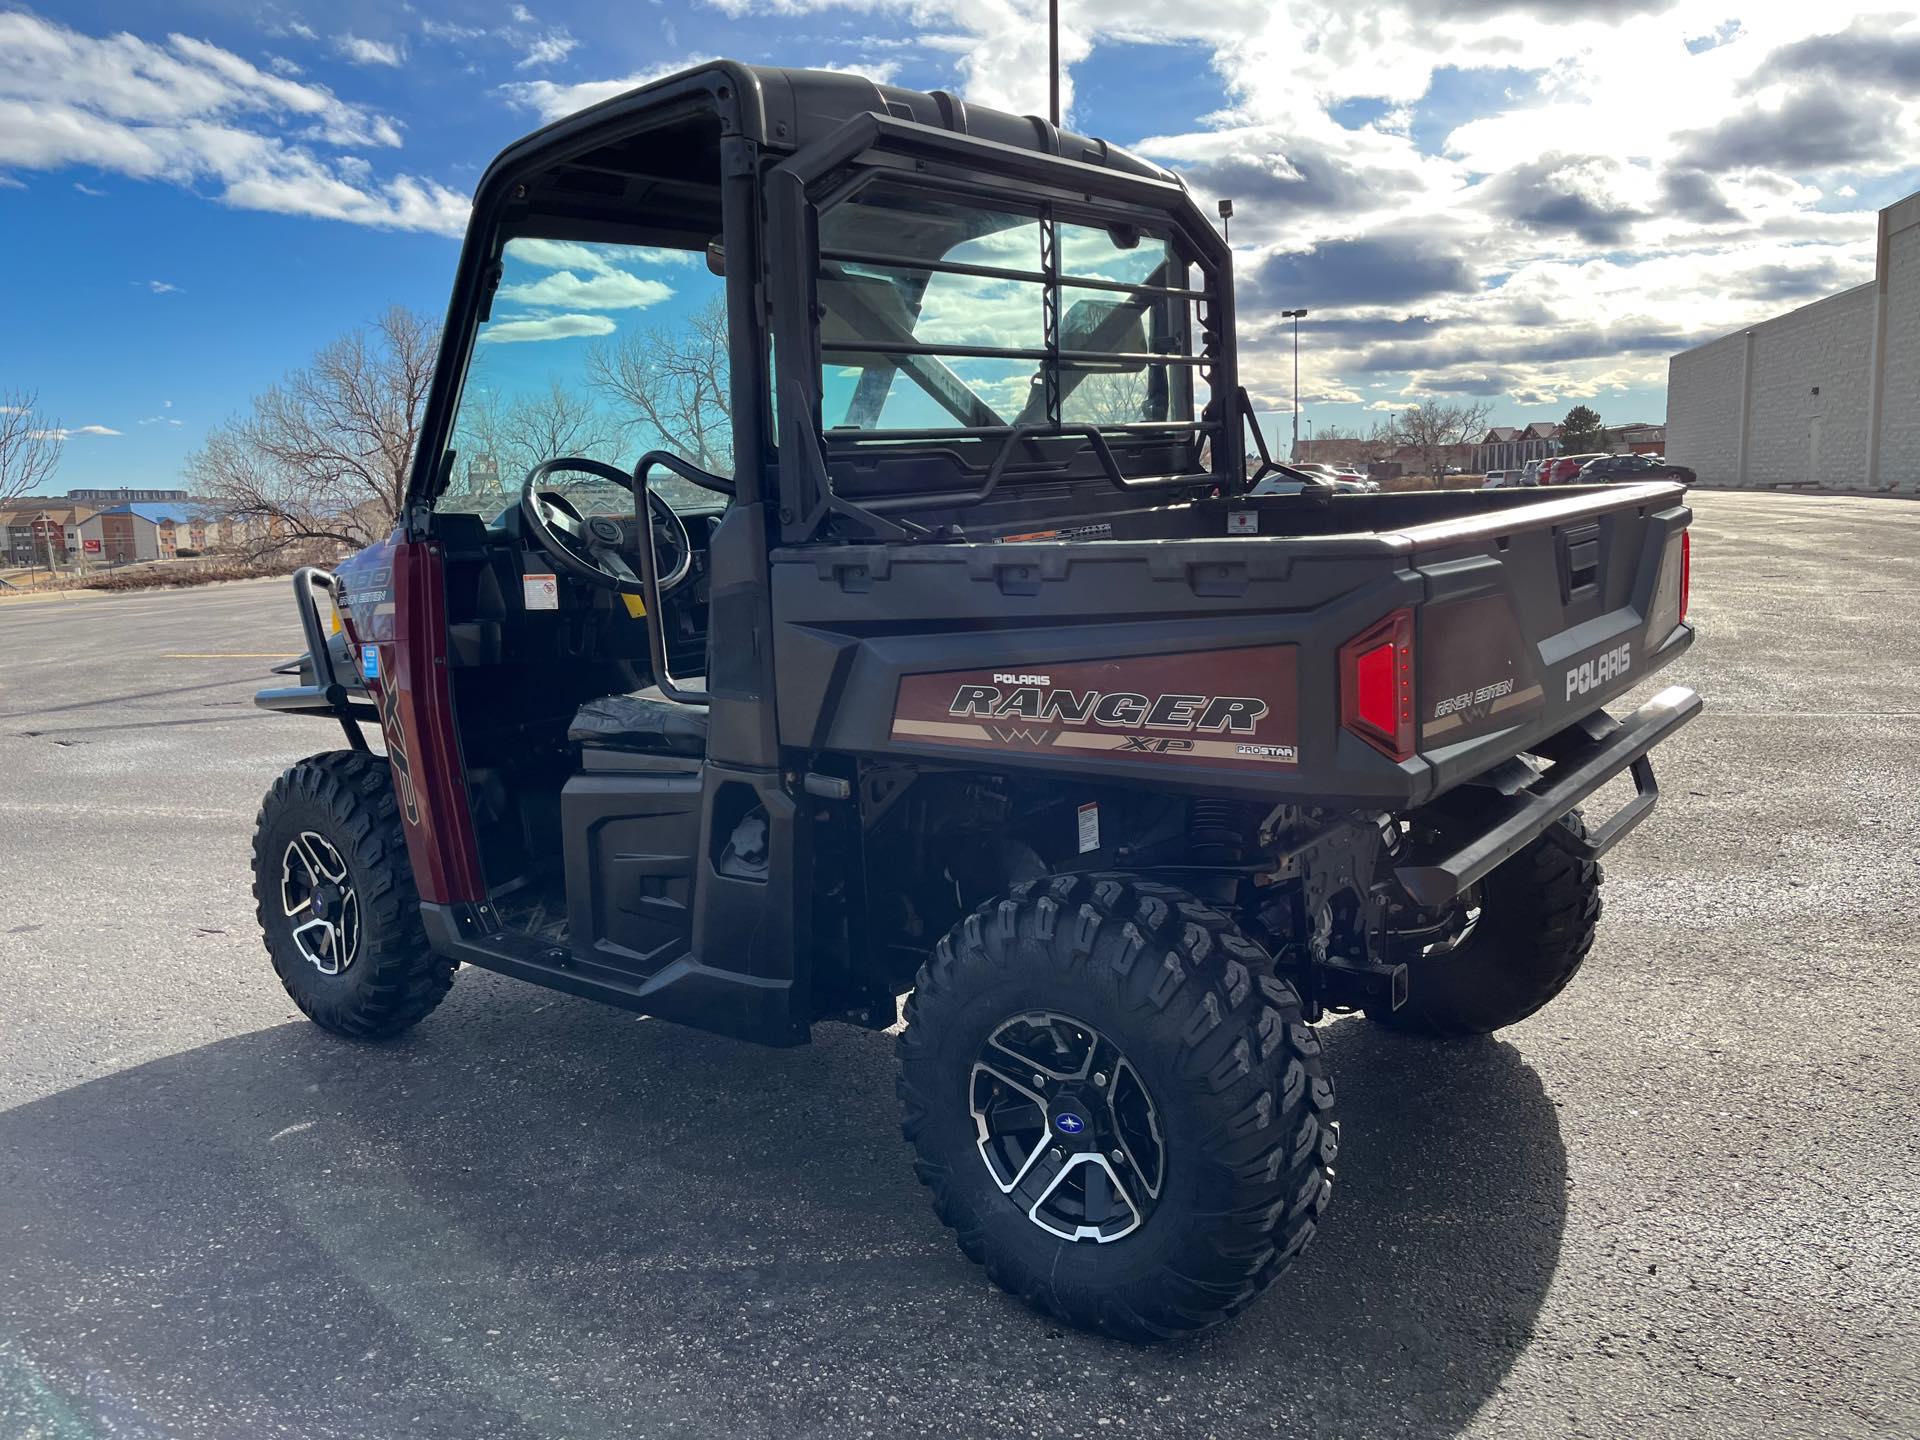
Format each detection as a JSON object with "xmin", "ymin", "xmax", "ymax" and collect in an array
[{"xmin": 1394, "ymin": 684, "xmax": 1702, "ymax": 905}]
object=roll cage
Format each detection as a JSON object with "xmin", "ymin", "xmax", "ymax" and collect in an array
[
  {"xmin": 404, "ymin": 64, "xmax": 1245, "ymax": 547},
  {"xmin": 766, "ymin": 112, "xmax": 1243, "ymax": 542}
]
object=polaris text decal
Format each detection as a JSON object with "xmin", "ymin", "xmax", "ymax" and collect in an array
[
  {"xmin": 891, "ymin": 648, "xmax": 1301, "ymax": 770},
  {"xmin": 1566, "ymin": 641, "xmax": 1632, "ymax": 700}
]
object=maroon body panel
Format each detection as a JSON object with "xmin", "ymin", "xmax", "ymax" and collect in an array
[
  {"xmin": 335, "ymin": 530, "xmax": 486, "ymax": 906},
  {"xmin": 892, "ymin": 647, "xmax": 1301, "ymax": 770}
]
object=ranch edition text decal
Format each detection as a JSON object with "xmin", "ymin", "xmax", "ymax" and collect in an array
[{"xmin": 891, "ymin": 646, "xmax": 1300, "ymax": 770}]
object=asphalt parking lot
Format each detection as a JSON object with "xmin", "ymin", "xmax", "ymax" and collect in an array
[{"xmin": 1, "ymin": 489, "xmax": 1916, "ymax": 1440}]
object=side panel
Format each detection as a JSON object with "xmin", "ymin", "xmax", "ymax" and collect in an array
[
  {"xmin": 338, "ymin": 533, "xmax": 486, "ymax": 906},
  {"xmin": 892, "ymin": 648, "xmax": 1301, "ymax": 771}
]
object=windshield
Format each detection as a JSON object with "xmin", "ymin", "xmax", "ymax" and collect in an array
[
  {"xmin": 815, "ymin": 183, "xmax": 1201, "ymax": 437},
  {"xmin": 438, "ymin": 237, "xmax": 731, "ymax": 520}
]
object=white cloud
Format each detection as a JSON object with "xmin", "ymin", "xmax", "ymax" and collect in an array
[
  {"xmin": 510, "ymin": 5, "xmax": 536, "ymax": 23},
  {"xmin": 334, "ymin": 33, "xmax": 404, "ymax": 68},
  {"xmin": 707, "ymin": 0, "xmax": 1920, "ymax": 418},
  {"xmin": 144, "ymin": 279, "xmax": 180, "ymax": 293},
  {"xmin": 500, "ymin": 56, "xmax": 720, "ymax": 121},
  {"xmin": 32, "ymin": 424, "xmax": 121, "ymax": 439},
  {"xmin": 478, "ymin": 313, "xmax": 618, "ymax": 344},
  {"xmin": 502, "ymin": 54, "xmax": 900, "ymax": 121},
  {"xmin": 421, "ymin": 20, "xmax": 490, "ymax": 42},
  {"xmin": 73, "ymin": 180, "xmax": 106, "ymax": 195},
  {"xmin": 0, "ymin": 172, "xmax": 23, "ymax": 189},
  {"xmin": 0, "ymin": 13, "xmax": 467, "ymax": 235},
  {"xmin": 267, "ymin": 55, "xmax": 303, "ymax": 77},
  {"xmin": 516, "ymin": 30, "xmax": 578, "ymax": 69},
  {"xmin": 497, "ymin": 269, "xmax": 674, "ymax": 310}
]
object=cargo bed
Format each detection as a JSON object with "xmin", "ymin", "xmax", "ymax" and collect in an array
[{"xmin": 771, "ymin": 480, "xmax": 1695, "ymax": 809}]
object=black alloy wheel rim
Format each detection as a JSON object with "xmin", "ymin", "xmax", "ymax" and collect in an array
[{"xmin": 969, "ymin": 1012, "xmax": 1165, "ymax": 1243}]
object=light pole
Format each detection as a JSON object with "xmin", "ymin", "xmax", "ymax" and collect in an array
[
  {"xmin": 1217, "ymin": 197, "xmax": 1233, "ymax": 243},
  {"xmin": 1281, "ymin": 308, "xmax": 1307, "ymax": 459}
]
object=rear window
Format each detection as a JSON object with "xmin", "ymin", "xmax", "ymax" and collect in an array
[{"xmin": 815, "ymin": 181, "xmax": 1199, "ymax": 437}]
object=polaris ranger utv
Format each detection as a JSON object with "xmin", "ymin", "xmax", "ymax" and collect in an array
[{"xmin": 252, "ymin": 62, "xmax": 1700, "ymax": 1339}]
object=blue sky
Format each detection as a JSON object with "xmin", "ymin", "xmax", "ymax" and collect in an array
[{"xmin": 3, "ymin": 1, "xmax": 1918, "ymax": 492}]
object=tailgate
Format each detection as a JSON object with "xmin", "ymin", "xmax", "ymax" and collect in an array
[{"xmin": 1396, "ymin": 481, "xmax": 1693, "ymax": 794}]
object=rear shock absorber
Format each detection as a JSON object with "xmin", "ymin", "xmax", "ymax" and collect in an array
[{"xmin": 1187, "ymin": 798, "xmax": 1264, "ymax": 867}]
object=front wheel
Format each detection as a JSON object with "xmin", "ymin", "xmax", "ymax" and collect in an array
[
  {"xmin": 252, "ymin": 751, "xmax": 454, "ymax": 1039},
  {"xmin": 898, "ymin": 875, "xmax": 1337, "ymax": 1341}
]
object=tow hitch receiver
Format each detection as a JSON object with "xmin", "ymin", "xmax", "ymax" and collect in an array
[{"xmin": 1395, "ymin": 685, "xmax": 1702, "ymax": 907}]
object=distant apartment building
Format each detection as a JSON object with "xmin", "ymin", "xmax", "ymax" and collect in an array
[
  {"xmin": 63, "ymin": 487, "xmax": 191, "ymax": 506},
  {"xmin": 1473, "ymin": 423, "xmax": 1560, "ymax": 472},
  {"xmin": 74, "ymin": 502, "xmax": 264, "ymax": 564},
  {"xmin": 0, "ymin": 502, "xmax": 92, "ymax": 566}
]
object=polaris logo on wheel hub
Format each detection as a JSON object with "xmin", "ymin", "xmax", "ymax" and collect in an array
[{"xmin": 1566, "ymin": 641, "xmax": 1632, "ymax": 700}]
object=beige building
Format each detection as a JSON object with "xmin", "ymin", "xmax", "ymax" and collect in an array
[{"xmin": 1668, "ymin": 190, "xmax": 1920, "ymax": 493}]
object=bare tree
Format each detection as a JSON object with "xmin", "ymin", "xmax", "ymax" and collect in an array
[
  {"xmin": 188, "ymin": 307, "xmax": 439, "ymax": 551},
  {"xmin": 1391, "ymin": 398, "xmax": 1494, "ymax": 480},
  {"xmin": 1063, "ymin": 368, "xmax": 1152, "ymax": 426},
  {"xmin": 450, "ymin": 378, "xmax": 616, "ymax": 504},
  {"xmin": 0, "ymin": 390, "xmax": 64, "ymax": 507},
  {"xmin": 1307, "ymin": 420, "xmax": 1364, "ymax": 443},
  {"xmin": 587, "ymin": 296, "xmax": 732, "ymax": 478}
]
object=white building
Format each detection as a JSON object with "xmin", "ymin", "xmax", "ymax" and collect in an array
[{"xmin": 1667, "ymin": 191, "xmax": 1920, "ymax": 493}]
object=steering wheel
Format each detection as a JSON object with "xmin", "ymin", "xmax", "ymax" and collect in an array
[{"xmin": 518, "ymin": 457, "xmax": 693, "ymax": 596}]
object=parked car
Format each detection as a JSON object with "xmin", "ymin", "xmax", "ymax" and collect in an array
[
  {"xmin": 1251, "ymin": 471, "xmax": 1374, "ymax": 497},
  {"xmin": 1250, "ymin": 475, "xmax": 1314, "ymax": 496},
  {"xmin": 1519, "ymin": 460, "xmax": 1544, "ymax": 487},
  {"xmin": 1482, "ymin": 470, "xmax": 1510, "ymax": 488},
  {"xmin": 1580, "ymin": 454, "xmax": 1697, "ymax": 485},
  {"xmin": 1545, "ymin": 452, "xmax": 1608, "ymax": 484}
]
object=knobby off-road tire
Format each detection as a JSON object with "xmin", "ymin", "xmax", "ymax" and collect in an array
[
  {"xmin": 898, "ymin": 874, "xmax": 1337, "ymax": 1341},
  {"xmin": 252, "ymin": 751, "xmax": 454, "ymax": 1039},
  {"xmin": 1373, "ymin": 810, "xmax": 1602, "ymax": 1037}
]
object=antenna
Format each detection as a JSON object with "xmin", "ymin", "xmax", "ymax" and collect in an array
[{"xmin": 1048, "ymin": 0, "xmax": 1060, "ymax": 127}]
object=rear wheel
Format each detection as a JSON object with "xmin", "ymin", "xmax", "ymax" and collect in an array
[
  {"xmin": 252, "ymin": 751, "xmax": 454, "ymax": 1039},
  {"xmin": 1373, "ymin": 810, "xmax": 1601, "ymax": 1036},
  {"xmin": 898, "ymin": 874, "xmax": 1337, "ymax": 1340}
]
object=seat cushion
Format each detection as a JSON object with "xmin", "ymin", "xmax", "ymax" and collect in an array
[{"xmin": 568, "ymin": 694, "xmax": 708, "ymax": 756}]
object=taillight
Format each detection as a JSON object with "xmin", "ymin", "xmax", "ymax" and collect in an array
[
  {"xmin": 1340, "ymin": 608, "xmax": 1415, "ymax": 761},
  {"xmin": 1679, "ymin": 528, "xmax": 1690, "ymax": 622}
]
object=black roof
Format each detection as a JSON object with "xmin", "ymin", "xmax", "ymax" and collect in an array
[{"xmin": 473, "ymin": 60, "xmax": 1174, "ymax": 212}]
